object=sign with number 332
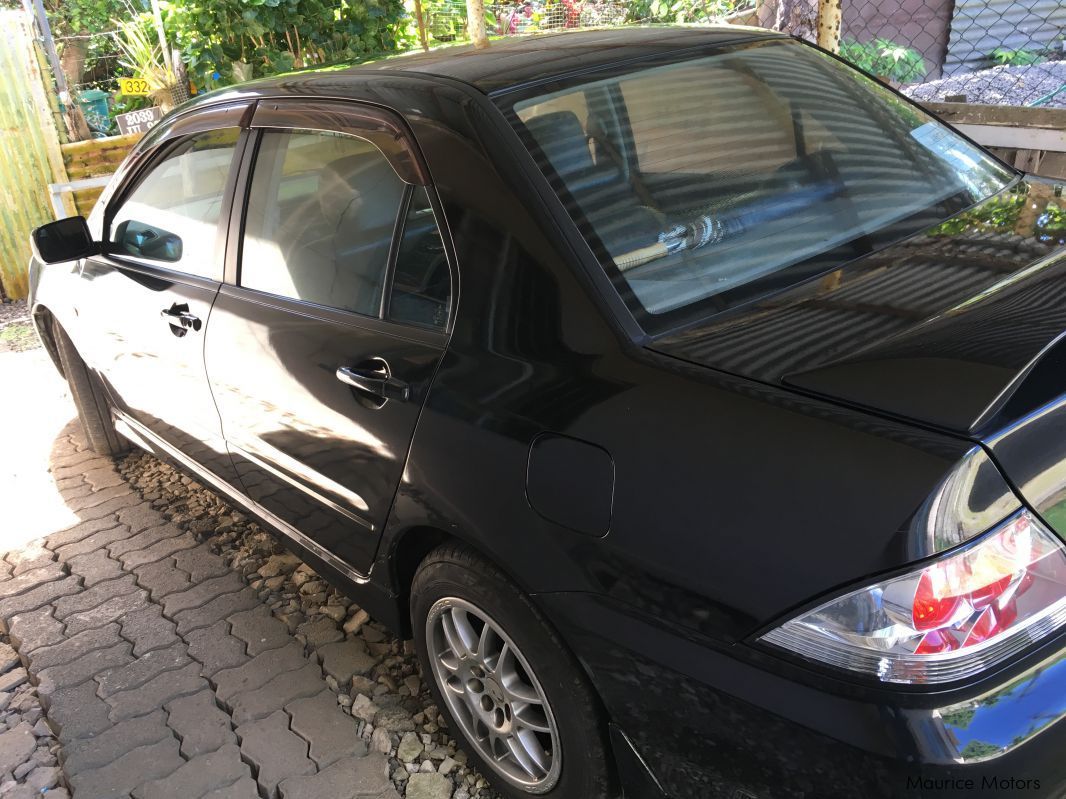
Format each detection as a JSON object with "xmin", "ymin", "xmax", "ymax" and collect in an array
[{"xmin": 118, "ymin": 77, "xmax": 151, "ymax": 96}]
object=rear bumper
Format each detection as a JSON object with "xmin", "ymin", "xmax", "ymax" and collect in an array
[{"xmin": 536, "ymin": 592, "xmax": 1066, "ymax": 799}]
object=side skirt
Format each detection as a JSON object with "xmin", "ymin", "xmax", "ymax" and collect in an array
[{"xmin": 112, "ymin": 412, "xmax": 406, "ymax": 632}]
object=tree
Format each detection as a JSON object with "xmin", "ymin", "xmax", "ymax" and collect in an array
[
  {"xmin": 757, "ymin": 0, "xmax": 818, "ymax": 43},
  {"xmin": 466, "ymin": 0, "xmax": 488, "ymax": 49}
]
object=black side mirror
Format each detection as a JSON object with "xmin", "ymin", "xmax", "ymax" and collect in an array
[{"xmin": 30, "ymin": 217, "xmax": 99, "ymax": 264}]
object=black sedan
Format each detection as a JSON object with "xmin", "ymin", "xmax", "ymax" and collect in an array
[{"xmin": 28, "ymin": 26, "xmax": 1066, "ymax": 799}]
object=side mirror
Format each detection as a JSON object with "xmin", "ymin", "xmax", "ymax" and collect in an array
[{"xmin": 30, "ymin": 217, "xmax": 99, "ymax": 264}]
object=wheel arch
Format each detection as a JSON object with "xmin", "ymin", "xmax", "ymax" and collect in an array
[{"xmin": 31, "ymin": 304, "xmax": 64, "ymax": 378}]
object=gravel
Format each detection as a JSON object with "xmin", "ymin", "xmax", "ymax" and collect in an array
[
  {"xmin": 0, "ymin": 301, "xmax": 36, "ymax": 355},
  {"xmin": 906, "ymin": 61, "xmax": 1066, "ymax": 108},
  {"xmin": 0, "ymin": 644, "xmax": 67, "ymax": 799},
  {"xmin": 116, "ymin": 451, "xmax": 501, "ymax": 799}
]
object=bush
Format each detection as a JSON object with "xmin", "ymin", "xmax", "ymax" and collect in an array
[
  {"xmin": 162, "ymin": 0, "xmax": 414, "ymax": 89},
  {"xmin": 839, "ymin": 37, "xmax": 927, "ymax": 83},
  {"xmin": 991, "ymin": 47, "xmax": 1046, "ymax": 67}
]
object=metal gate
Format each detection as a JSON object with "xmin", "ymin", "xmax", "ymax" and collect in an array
[{"xmin": 0, "ymin": 9, "xmax": 63, "ymax": 300}]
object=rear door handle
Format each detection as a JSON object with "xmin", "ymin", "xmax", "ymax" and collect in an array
[
  {"xmin": 336, "ymin": 363, "xmax": 409, "ymax": 402},
  {"xmin": 160, "ymin": 305, "xmax": 202, "ymax": 334}
]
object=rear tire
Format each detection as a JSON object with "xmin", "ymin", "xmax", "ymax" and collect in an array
[
  {"xmin": 52, "ymin": 320, "xmax": 129, "ymax": 457},
  {"xmin": 411, "ymin": 543, "xmax": 614, "ymax": 799}
]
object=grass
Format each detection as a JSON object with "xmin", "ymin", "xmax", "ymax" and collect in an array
[{"xmin": 0, "ymin": 322, "xmax": 38, "ymax": 353}]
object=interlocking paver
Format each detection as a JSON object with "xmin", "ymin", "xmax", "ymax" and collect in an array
[
  {"xmin": 69, "ymin": 736, "xmax": 184, "ymax": 798},
  {"xmin": 109, "ymin": 523, "xmax": 181, "ymax": 559},
  {"xmin": 163, "ymin": 572, "xmax": 248, "ymax": 617},
  {"xmin": 132, "ymin": 743, "xmax": 250, "ymax": 799},
  {"xmin": 120, "ymin": 604, "xmax": 180, "ymax": 657},
  {"xmin": 278, "ymin": 754, "xmax": 398, "ymax": 799},
  {"xmin": 296, "ymin": 617, "xmax": 344, "ymax": 648},
  {"xmin": 105, "ymin": 661, "xmax": 208, "ymax": 722},
  {"xmin": 114, "ymin": 504, "xmax": 168, "ymax": 534},
  {"xmin": 236, "ymin": 710, "xmax": 316, "ymax": 799},
  {"xmin": 172, "ymin": 545, "xmax": 229, "ymax": 582},
  {"xmin": 0, "ymin": 576, "xmax": 81, "ymax": 625},
  {"xmin": 83, "ymin": 466, "xmax": 125, "ymax": 491},
  {"xmin": 132, "ymin": 558, "xmax": 191, "ymax": 600},
  {"xmin": 54, "ymin": 525, "xmax": 129, "ymax": 562},
  {"xmin": 173, "ymin": 588, "xmax": 259, "ymax": 636},
  {"xmin": 60, "ymin": 492, "xmax": 141, "ymax": 525},
  {"xmin": 65, "ymin": 588, "xmax": 151, "ymax": 637},
  {"xmin": 165, "ymin": 689, "xmax": 236, "ymax": 757},
  {"xmin": 119, "ymin": 533, "xmax": 198, "ymax": 570},
  {"xmin": 7, "ymin": 607, "xmax": 64, "ymax": 653},
  {"xmin": 45, "ymin": 680, "xmax": 113, "ymax": 742},
  {"xmin": 317, "ymin": 640, "xmax": 378, "ymax": 685},
  {"xmin": 0, "ymin": 563, "xmax": 65, "ymax": 601},
  {"xmin": 288, "ymin": 690, "xmax": 368, "ymax": 768},
  {"xmin": 229, "ymin": 662, "xmax": 324, "ymax": 724},
  {"xmin": 95, "ymin": 642, "xmax": 190, "ymax": 698},
  {"xmin": 65, "ymin": 483, "xmax": 137, "ymax": 514},
  {"xmin": 7, "ymin": 543, "xmax": 55, "ymax": 576},
  {"xmin": 27, "ymin": 623, "xmax": 123, "ymax": 674},
  {"xmin": 204, "ymin": 777, "xmax": 261, "ymax": 798},
  {"xmin": 185, "ymin": 620, "xmax": 249, "ymax": 677},
  {"xmin": 36, "ymin": 641, "xmax": 133, "ymax": 699},
  {"xmin": 46, "ymin": 516, "xmax": 126, "ymax": 552},
  {"xmin": 214, "ymin": 644, "xmax": 308, "ymax": 702},
  {"xmin": 67, "ymin": 549, "xmax": 125, "ymax": 586},
  {"xmin": 53, "ymin": 574, "xmax": 139, "ymax": 619},
  {"xmin": 61, "ymin": 710, "xmax": 172, "ymax": 774},
  {"xmin": 229, "ymin": 606, "xmax": 291, "ymax": 656}
]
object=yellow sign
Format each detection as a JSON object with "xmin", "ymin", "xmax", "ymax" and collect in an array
[{"xmin": 118, "ymin": 77, "xmax": 151, "ymax": 96}]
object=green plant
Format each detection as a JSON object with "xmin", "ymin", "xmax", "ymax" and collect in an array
[
  {"xmin": 626, "ymin": 0, "xmax": 740, "ymax": 23},
  {"xmin": 163, "ymin": 0, "xmax": 411, "ymax": 90},
  {"xmin": 839, "ymin": 37, "xmax": 927, "ymax": 83},
  {"xmin": 112, "ymin": 16, "xmax": 179, "ymax": 108},
  {"xmin": 991, "ymin": 47, "xmax": 1046, "ymax": 67}
]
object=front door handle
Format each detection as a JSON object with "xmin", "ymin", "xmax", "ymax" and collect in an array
[
  {"xmin": 336, "ymin": 362, "xmax": 409, "ymax": 403},
  {"xmin": 160, "ymin": 304, "xmax": 201, "ymax": 337}
]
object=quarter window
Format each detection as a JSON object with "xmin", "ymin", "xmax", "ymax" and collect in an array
[
  {"xmin": 109, "ymin": 128, "xmax": 240, "ymax": 278},
  {"xmin": 388, "ymin": 187, "xmax": 450, "ymax": 331},
  {"xmin": 240, "ymin": 129, "xmax": 406, "ymax": 317}
]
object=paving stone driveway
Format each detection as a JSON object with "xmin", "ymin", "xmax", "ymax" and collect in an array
[{"xmin": 2, "ymin": 429, "xmax": 399, "ymax": 799}]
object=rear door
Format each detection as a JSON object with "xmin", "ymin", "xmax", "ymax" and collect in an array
[
  {"xmin": 77, "ymin": 102, "xmax": 250, "ymax": 482},
  {"xmin": 205, "ymin": 99, "xmax": 453, "ymax": 575}
]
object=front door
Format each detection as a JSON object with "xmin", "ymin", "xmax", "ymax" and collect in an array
[
  {"xmin": 78, "ymin": 107, "xmax": 248, "ymax": 481},
  {"xmin": 206, "ymin": 101, "xmax": 453, "ymax": 574}
]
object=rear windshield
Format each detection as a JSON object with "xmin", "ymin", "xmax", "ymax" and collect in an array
[{"xmin": 505, "ymin": 38, "xmax": 1014, "ymax": 332}]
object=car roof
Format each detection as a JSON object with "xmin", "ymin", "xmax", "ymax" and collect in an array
[{"xmin": 244, "ymin": 25, "xmax": 783, "ymax": 97}]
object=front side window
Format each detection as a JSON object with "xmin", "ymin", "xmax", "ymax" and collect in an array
[
  {"xmin": 508, "ymin": 39, "xmax": 1014, "ymax": 330},
  {"xmin": 109, "ymin": 128, "xmax": 240, "ymax": 278},
  {"xmin": 241, "ymin": 129, "xmax": 407, "ymax": 317}
]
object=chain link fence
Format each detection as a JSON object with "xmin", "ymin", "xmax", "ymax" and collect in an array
[
  {"xmin": 834, "ymin": 0, "xmax": 1065, "ymax": 107},
  {"xmin": 44, "ymin": 0, "xmax": 1066, "ymax": 139}
]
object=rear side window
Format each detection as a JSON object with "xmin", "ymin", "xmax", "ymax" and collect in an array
[
  {"xmin": 240, "ymin": 129, "xmax": 406, "ymax": 317},
  {"xmin": 388, "ymin": 187, "xmax": 450, "ymax": 331},
  {"xmin": 109, "ymin": 128, "xmax": 240, "ymax": 278}
]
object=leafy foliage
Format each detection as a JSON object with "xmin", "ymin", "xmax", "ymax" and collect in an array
[
  {"xmin": 991, "ymin": 47, "xmax": 1046, "ymax": 67},
  {"xmin": 839, "ymin": 37, "xmax": 927, "ymax": 83},
  {"xmin": 626, "ymin": 0, "xmax": 741, "ymax": 23},
  {"xmin": 163, "ymin": 0, "xmax": 413, "ymax": 89}
]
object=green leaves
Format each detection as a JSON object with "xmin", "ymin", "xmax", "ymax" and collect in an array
[{"xmin": 839, "ymin": 38, "xmax": 927, "ymax": 83}]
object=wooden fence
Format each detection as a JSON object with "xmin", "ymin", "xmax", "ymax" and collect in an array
[
  {"xmin": 0, "ymin": 10, "xmax": 66, "ymax": 301},
  {"xmin": 60, "ymin": 134, "xmax": 142, "ymax": 216}
]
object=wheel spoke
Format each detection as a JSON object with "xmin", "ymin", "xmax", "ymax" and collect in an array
[
  {"xmin": 441, "ymin": 610, "xmax": 473, "ymax": 659},
  {"xmin": 516, "ymin": 728, "xmax": 551, "ymax": 775},
  {"xmin": 476, "ymin": 616, "xmax": 496, "ymax": 661},
  {"xmin": 506, "ymin": 731, "xmax": 544, "ymax": 779},
  {"xmin": 512, "ymin": 701, "xmax": 551, "ymax": 734}
]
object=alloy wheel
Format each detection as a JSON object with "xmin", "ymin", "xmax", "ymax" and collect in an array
[{"xmin": 426, "ymin": 597, "xmax": 562, "ymax": 793}]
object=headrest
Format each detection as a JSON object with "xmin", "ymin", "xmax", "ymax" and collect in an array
[
  {"xmin": 317, "ymin": 153, "xmax": 402, "ymax": 229},
  {"xmin": 523, "ymin": 111, "xmax": 594, "ymax": 178}
]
